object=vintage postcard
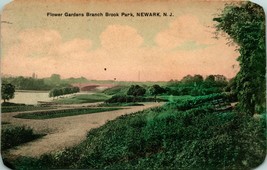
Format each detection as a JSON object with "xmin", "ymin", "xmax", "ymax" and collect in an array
[{"xmin": 1, "ymin": 0, "xmax": 266, "ymax": 169}]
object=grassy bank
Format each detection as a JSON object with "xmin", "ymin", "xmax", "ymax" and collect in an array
[
  {"xmin": 54, "ymin": 93, "xmax": 110, "ymax": 104},
  {"xmin": 8, "ymin": 94, "xmax": 266, "ymax": 169},
  {"xmin": 14, "ymin": 107, "xmax": 122, "ymax": 119}
]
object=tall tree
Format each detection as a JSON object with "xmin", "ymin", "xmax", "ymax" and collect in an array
[
  {"xmin": 214, "ymin": 2, "xmax": 265, "ymax": 115},
  {"xmin": 149, "ymin": 84, "xmax": 166, "ymax": 102},
  {"xmin": 1, "ymin": 83, "xmax": 15, "ymax": 103},
  {"xmin": 127, "ymin": 85, "xmax": 146, "ymax": 102}
]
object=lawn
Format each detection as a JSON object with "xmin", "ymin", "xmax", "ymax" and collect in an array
[
  {"xmin": 54, "ymin": 93, "xmax": 111, "ymax": 104},
  {"xmin": 1, "ymin": 105, "xmax": 56, "ymax": 113},
  {"xmin": 8, "ymin": 93, "xmax": 266, "ymax": 169},
  {"xmin": 14, "ymin": 107, "xmax": 122, "ymax": 119},
  {"xmin": 157, "ymin": 95, "xmax": 195, "ymax": 102}
]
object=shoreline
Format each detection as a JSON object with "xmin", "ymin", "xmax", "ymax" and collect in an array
[{"xmin": 15, "ymin": 90, "xmax": 50, "ymax": 93}]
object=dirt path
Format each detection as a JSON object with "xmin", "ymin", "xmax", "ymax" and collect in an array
[{"xmin": 2, "ymin": 102, "xmax": 164, "ymax": 158}]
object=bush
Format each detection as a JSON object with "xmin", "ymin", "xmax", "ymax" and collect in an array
[
  {"xmin": 167, "ymin": 93, "xmax": 227, "ymax": 111},
  {"xmin": 105, "ymin": 95, "xmax": 166, "ymax": 103},
  {"xmin": 1, "ymin": 126, "xmax": 44, "ymax": 150}
]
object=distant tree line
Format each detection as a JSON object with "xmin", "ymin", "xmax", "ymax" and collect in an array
[
  {"xmin": 166, "ymin": 74, "xmax": 229, "ymax": 96},
  {"xmin": 2, "ymin": 76, "xmax": 52, "ymax": 90},
  {"xmin": 49, "ymin": 87, "xmax": 80, "ymax": 98},
  {"xmin": 2, "ymin": 74, "xmax": 89, "ymax": 91}
]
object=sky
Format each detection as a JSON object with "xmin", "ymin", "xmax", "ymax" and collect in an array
[{"xmin": 1, "ymin": 0, "xmax": 244, "ymax": 81}]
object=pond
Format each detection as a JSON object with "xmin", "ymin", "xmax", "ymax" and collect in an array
[
  {"xmin": 5, "ymin": 91, "xmax": 92, "ymax": 105},
  {"xmin": 7, "ymin": 91, "xmax": 51, "ymax": 105}
]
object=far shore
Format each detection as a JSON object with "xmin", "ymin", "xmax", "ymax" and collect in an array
[{"xmin": 15, "ymin": 90, "xmax": 50, "ymax": 93}]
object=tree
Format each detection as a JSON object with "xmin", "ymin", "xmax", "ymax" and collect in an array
[
  {"xmin": 1, "ymin": 83, "xmax": 15, "ymax": 103},
  {"xmin": 214, "ymin": 2, "xmax": 265, "ymax": 115},
  {"xmin": 205, "ymin": 75, "xmax": 215, "ymax": 82},
  {"xmin": 50, "ymin": 74, "xmax": 61, "ymax": 84},
  {"xmin": 149, "ymin": 84, "xmax": 166, "ymax": 102},
  {"xmin": 49, "ymin": 88, "xmax": 62, "ymax": 99},
  {"xmin": 181, "ymin": 75, "xmax": 193, "ymax": 83},
  {"xmin": 127, "ymin": 85, "xmax": 146, "ymax": 102},
  {"xmin": 181, "ymin": 74, "xmax": 204, "ymax": 85}
]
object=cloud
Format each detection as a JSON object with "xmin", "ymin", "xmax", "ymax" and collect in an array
[
  {"xmin": 155, "ymin": 15, "xmax": 216, "ymax": 50},
  {"xmin": 1, "ymin": 29, "xmax": 93, "ymax": 78},
  {"xmin": 100, "ymin": 25, "xmax": 143, "ymax": 51}
]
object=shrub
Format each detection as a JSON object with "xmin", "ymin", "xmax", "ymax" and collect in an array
[
  {"xmin": 1, "ymin": 126, "xmax": 44, "ymax": 150},
  {"xmin": 105, "ymin": 95, "xmax": 166, "ymax": 103}
]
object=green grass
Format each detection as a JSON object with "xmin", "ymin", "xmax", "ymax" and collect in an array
[
  {"xmin": 1, "ymin": 102, "xmax": 57, "ymax": 113},
  {"xmin": 102, "ymin": 86, "xmax": 129, "ymax": 95},
  {"xmin": 14, "ymin": 107, "xmax": 122, "ymax": 119},
  {"xmin": 157, "ymin": 95, "xmax": 195, "ymax": 102},
  {"xmin": 1, "ymin": 105, "xmax": 56, "ymax": 113},
  {"xmin": 5, "ymin": 94, "xmax": 266, "ymax": 169},
  {"xmin": 55, "ymin": 93, "xmax": 110, "ymax": 104}
]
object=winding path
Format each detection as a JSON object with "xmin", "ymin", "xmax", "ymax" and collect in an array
[{"xmin": 2, "ymin": 102, "xmax": 164, "ymax": 158}]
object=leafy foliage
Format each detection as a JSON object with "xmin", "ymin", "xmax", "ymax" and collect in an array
[
  {"xmin": 49, "ymin": 86, "xmax": 80, "ymax": 98},
  {"xmin": 166, "ymin": 74, "xmax": 228, "ymax": 96},
  {"xmin": 167, "ymin": 93, "xmax": 227, "ymax": 110},
  {"xmin": 14, "ymin": 107, "xmax": 121, "ymax": 119},
  {"xmin": 1, "ymin": 105, "xmax": 55, "ymax": 113},
  {"xmin": 1, "ymin": 126, "xmax": 44, "ymax": 150},
  {"xmin": 2, "ymin": 75, "xmax": 89, "ymax": 91},
  {"xmin": 105, "ymin": 95, "xmax": 166, "ymax": 103},
  {"xmin": 127, "ymin": 85, "xmax": 146, "ymax": 97},
  {"xmin": 214, "ymin": 2, "xmax": 266, "ymax": 115},
  {"xmin": 10, "ymin": 95, "xmax": 266, "ymax": 169},
  {"xmin": 2, "ymin": 76, "xmax": 52, "ymax": 90},
  {"xmin": 149, "ymin": 84, "xmax": 166, "ymax": 101},
  {"xmin": 1, "ymin": 83, "xmax": 15, "ymax": 102}
]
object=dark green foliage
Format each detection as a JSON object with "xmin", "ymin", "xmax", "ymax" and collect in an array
[
  {"xmin": 11, "ymin": 96, "xmax": 266, "ymax": 169},
  {"xmin": 181, "ymin": 74, "xmax": 200, "ymax": 84},
  {"xmin": 105, "ymin": 95, "xmax": 166, "ymax": 103},
  {"xmin": 1, "ymin": 105, "xmax": 55, "ymax": 113},
  {"xmin": 1, "ymin": 102, "xmax": 26, "ymax": 106},
  {"xmin": 214, "ymin": 2, "xmax": 266, "ymax": 115},
  {"xmin": 1, "ymin": 102, "xmax": 55, "ymax": 113},
  {"xmin": 167, "ymin": 93, "xmax": 228, "ymax": 110},
  {"xmin": 127, "ymin": 85, "xmax": 146, "ymax": 98},
  {"xmin": 2, "ymin": 75, "xmax": 89, "ymax": 91},
  {"xmin": 2, "ymin": 76, "xmax": 52, "ymax": 90},
  {"xmin": 14, "ymin": 107, "xmax": 121, "ymax": 119},
  {"xmin": 1, "ymin": 126, "xmax": 44, "ymax": 150},
  {"xmin": 149, "ymin": 84, "xmax": 166, "ymax": 101},
  {"xmin": 166, "ymin": 74, "xmax": 228, "ymax": 96},
  {"xmin": 49, "ymin": 86, "xmax": 80, "ymax": 98},
  {"xmin": 1, "ymin": 83, "xmax": 15, "ymax": 102}
]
